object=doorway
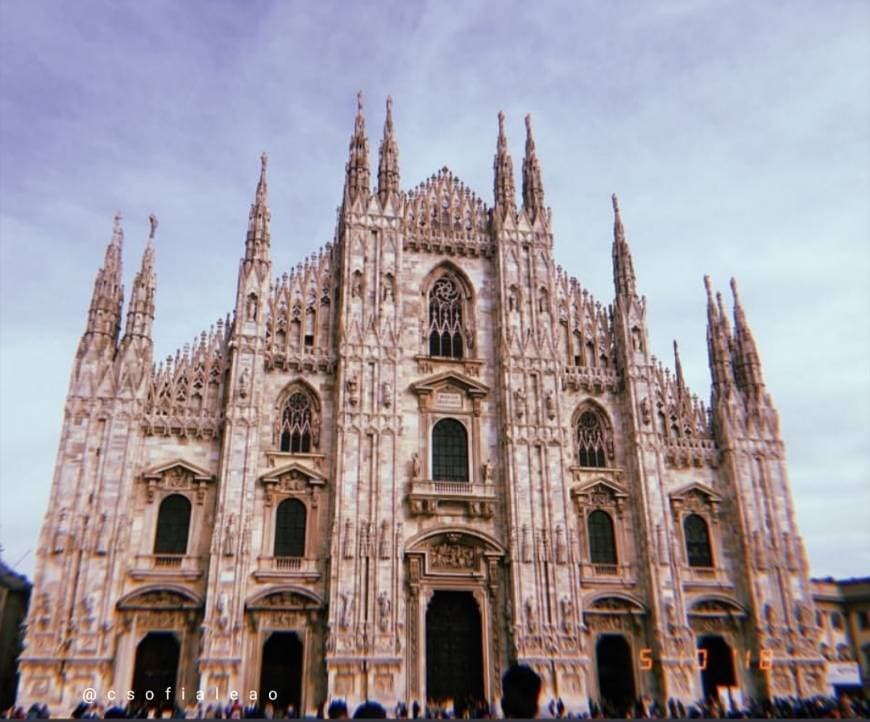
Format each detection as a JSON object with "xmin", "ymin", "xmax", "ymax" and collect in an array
[
  {"xmin": 131, "ymin": 632, "xmax": 180, "ymax": 710},
  {"xmin": 425, "ymin": 591, "xmax": 484, "ymax": 715},
  {"xmin": 260, "ymin": 631, "xmax": 304, "ymax": 715},
  {"xmin": 697, "ymin": 635, "xmax": 736, "ymax": 701},
  {"xmin": 596, "ymin": 634, "xmax": 635, "ymax": 716}
]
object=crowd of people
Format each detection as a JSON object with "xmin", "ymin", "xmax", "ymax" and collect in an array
[{"xmin": 2, "ymin": 665, "xmax": 868, "ymax": 719}]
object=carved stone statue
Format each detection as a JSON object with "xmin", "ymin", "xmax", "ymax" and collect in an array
[
  {"xmin": 377, "ymin": 592, "xmax": 391, "ymax": 632},
  {"xmin": 525, "ymin": 598, "xmax": 537, "ymax": 634},
  {"xmin": 346, "ymin": 374, "xmax": 359, "ymax": 407},
  {"xmin": 342, "ymin": 519, "xmax": 354, "ymax": 559},
  {"xmin": 411, "ymin": 453, "xmax": 421, "ymax": 479},
  {"xmin": 545, "ymin": 390, "xmax": 556, "ymax": 420},
  {"xmin": 339, "ymin": 592, "xmax": 354, "ymax": 629},
  {"xmin": 514, "ymin": 388, "xmax": 526, "ymax": 418},
  {"xmin": 223, "ymin": 514, "xmax": 237, "ymax": 556},
  {"xmin": 482, "ymin": 458, "xmax": 493, "ymax": 482},
  {"xmin": 237, "ymin": 367, "xmax": 250, "ymax": 399},
  {"xmin": 560, "ymin": 596, "xmax": 574, "ymax": 633},
  {"xmin": 246, "ymin": 294, "xmax": 258, "ymax": 321},
  {"xmin": 381, "ymin": 381, "xmax": 392, "ymax": 408},
  {"xmin": 379, "ymin": 520, "xmax": 390, "ymax": 559}
]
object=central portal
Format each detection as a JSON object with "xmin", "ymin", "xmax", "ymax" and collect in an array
[
  {"xmin": 426, "ymin": 590, "xmax": 484, "ymax": 715},
  {"xmin": 260, "ymin": 631, "xmax": 303, "ymax": 715},
  {"xmin": 131, "ymin": 632, "xmax": 180, "ymax": 710}
]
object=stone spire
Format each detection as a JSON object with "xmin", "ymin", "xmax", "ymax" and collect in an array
[
  {"xmin": 673, "ymin": 339, "xmax": 686, "ymax": 400},
  {"xmin": 344, "ymin": 91, "xmax": 371, "ymax": 202},
  {"xmin": 493, "ymin": 111, "xmax": 517, "ymax": 220},
  {"xmin": 611, "ymin": 194, "xmax": 637, "ymax": 299},
  {"xmin": 244, "ymin": 152, "xmax": 271, "ymax": 262},
  {"xmin": 704, "ymin": 275, "xmax": 735, "ymax": 396},
  {"xmin": 377, "ymin": 95, "xmax": 400, "ymax": 204},
  {"xmin": 730, "ymin": 277, "xmax": 765, "ymax": 396},
  {"xmin": 122, "ymin": 215, "xmax": 157, "ymax": 343},
  {"xmin": 83, "ymin": 213, "xmax": 125, "ymax": 344},
  {"xmin": 521, "ymin": 113, "xmax": 545, "ymax": 222}
]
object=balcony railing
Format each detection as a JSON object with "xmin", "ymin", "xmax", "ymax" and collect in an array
[
  {"xmin": 129, "ymin": 554, "xmax": 204, "ymax": 580},
  {"xmin": 407, "ymin": 479, "xmax": 497, "ymax": 518},
  {"xmin": 253, "ymin": 556, "xmax": 320, "ymax": 581},
  {"xmin": 580, "ymin": 561, "xmax": 635, "ymax": 584}
]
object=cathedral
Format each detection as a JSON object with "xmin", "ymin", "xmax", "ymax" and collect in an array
[{"xmin": 17, "ymin": 95, "xmax": 827, "ymax": 715}]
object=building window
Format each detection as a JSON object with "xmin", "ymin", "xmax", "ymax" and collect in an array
[
  {"xmin": 684, "ymin": 513, "xmax": 713, "ymax": 568},
  {"xmin": 831, "ymin": 611, "xmax": 844, "ymax": 630},
  {"xmin": 588, "ymin": 510, "xmax": 617, "ymax": 565},
  {"xmin": 153, "ymin": 494, "xmax": 191, "ymax": 555},
  {"xmin": 278, "ymin": 389, "xmax": 318, "ymax": 453},
  {"xmin": 858, "ymin": 611, "xmax": 870, "ymax": 630},
  {"xmin": 576, "ymin": 410, "xmax": 608, "ymax": 467},
  {"xmin": 432, "ymin": 418, "xmax": 469, "ymax": 482},
  {"xmin": 428, "ymin": 276, "xmax": 464, "ymax": 359},
  {"xmin": 274, "ymin": 498, "xmax": 306, "ymax": 557}
]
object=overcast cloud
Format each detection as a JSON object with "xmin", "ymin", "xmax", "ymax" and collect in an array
[{"xmin": 1, "ymin": 1, "xmax": 868, "ymax": 578}]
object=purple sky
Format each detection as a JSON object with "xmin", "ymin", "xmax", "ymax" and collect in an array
[{"xmin": 1, "ymin": 1, "xmax": 868, "ymax": 579}]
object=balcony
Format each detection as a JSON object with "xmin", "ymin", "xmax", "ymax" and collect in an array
[
  {"xmin": 253, "ymin": 556, "xmax": 321, "ymax": 582},
  {"xmin": 129, "ymin": 554, "xmax": 204, "ymax": 581},
  {"xmin": 579, "ymin": 561, "xmax": 636, "ymax": 586},
  {"xmin": 407, "ymin": 479, "xmax": 497, "ymax": 518},
  {"xmin": 682, "ymin": 565, "xmax": 733, "ymax": 589}
]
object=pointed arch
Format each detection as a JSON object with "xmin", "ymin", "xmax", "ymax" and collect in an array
[
  {"xmin": 572, "ymin": 401, "xmax": 614, "ymax": 468},
  {"xmin": 274, "ymin": 379, "xmax": 322, "ymax": 453},
  {"xmin": 422, "ymin": 262, "xmax": 476, "ymax": 359}
]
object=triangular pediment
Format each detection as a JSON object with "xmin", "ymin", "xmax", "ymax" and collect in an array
[
  {"xmin": 410, "ymin": 370, "xmax": 490, "ymax": 398},
  {"xmin": 141, "ymin": 458, "xmax": 213, "ymax": 481},
  {"xmin": 669, "ymin": 481, "xmax": 721, "ymax": 503},
  {"xmin": 573, "ymin": 478, "xmax": 628, "ymax": 499},
  {"xmin": 259, "ymin": 461, "xmax": 327, "ymax": 486}
]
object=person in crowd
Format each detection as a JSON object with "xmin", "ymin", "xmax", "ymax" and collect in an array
[
  {"xmin": 352, "ymin": 701, "xmax": 387, "ymax": 719},
  {"xmin": 501, "ymin": 663, "xmax": 542, "ymax": 719},
  {"xmin": 327, "ymin": 700, "xmax": 349, "ymax": 719}
]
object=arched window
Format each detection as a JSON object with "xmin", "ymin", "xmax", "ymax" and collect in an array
[
  {"xmin": 153, "ymin": 494, "xmax": 191, "ymax": 555},
  {"xmin": 431, "ymin": 418, "xmax": 469, "ymax": 482},
  {"xmin": 588, "ymin": 510, "xmax": 617, "ymax": 565},
  {"xmin": 428, "ymin": 276, "xmax": 464, "ymax": 359},
  {"xmin": 576, "ymin": 410, "xmax": 608, "ymax": 467},
  {"xmin": 278, "ymin": 389, "xmax": 318, "ymax": 453},
  {"xmin": 274, "ymin": 498, "xmax": 306, "ymax": 557},
  {"xmin": 684, "ymin": 514, "xmax": 713, "ymax": 567}
]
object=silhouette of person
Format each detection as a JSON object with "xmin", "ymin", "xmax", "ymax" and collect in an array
[
  {"xmin": 353, "ymin": 701, "xmax": 387, "ymax": 719},
  {"xmin": 501, "ymin": 663, "xmax": 542, "ymax": 718}
]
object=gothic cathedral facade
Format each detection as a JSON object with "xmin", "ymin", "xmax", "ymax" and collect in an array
[{"xmin": 17, "ymin": 96, "xmax": 827, "ymax": 714}]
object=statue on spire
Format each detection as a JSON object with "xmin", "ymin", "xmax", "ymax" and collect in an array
[
  {"xmin": 493, "ymin": 111, "xmax": 516, "ymax": 219},
  {"xmin": 345, "ymin": 90, "xmax": 371, "ymax": 202},
  {"xmin": 148, "ymin": 213, "xmax": 158, "ymax": 240},
  {"xmin": 611, "ymin": 193, "xmax": 637, "ymax": 299},
  {"xmin": 377, "ymin": 95, "xmax": 400, "ymax": 204},
  {"xmin": 522, "ymin": 113, "xmax": 545, "ymax": 222}
]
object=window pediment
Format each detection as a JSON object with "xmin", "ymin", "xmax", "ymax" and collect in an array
[
  {"xmin": 259, "ymin": 461, "xmax": 326, "ymax": 505},
  {"xmin": 571, "ymin": 478, "xmax": 628, "ymax": 507},
  {"xmin": 669, "ymin": 482, "xmax": 721, "ymax": 515},
  {"xmin": 140, "ymin": 459, "xmax": 215, "ymax": 503},
  {"xmin": 411, "ymin": 371, "xmax": 489, "ymax": 399}
]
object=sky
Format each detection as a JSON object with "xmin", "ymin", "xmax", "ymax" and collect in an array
[{"xmin": 0, "ymin": 1, "xmax": 868, "ymax": 580}]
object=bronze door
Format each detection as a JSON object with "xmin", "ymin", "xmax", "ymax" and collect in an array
[{"xmin": 425, "ymin": 591, "xmax": 484, "ymax": 714}]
